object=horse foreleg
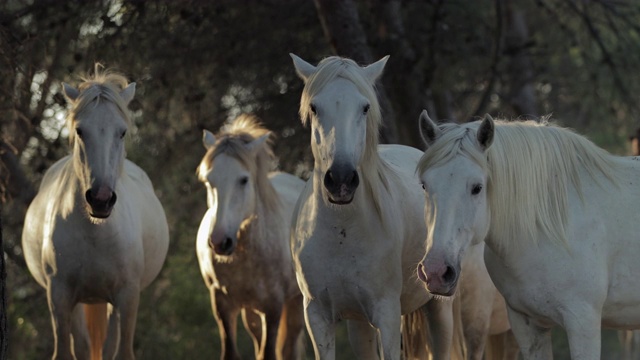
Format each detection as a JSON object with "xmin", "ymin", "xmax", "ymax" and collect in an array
[
  {"xmin": 277, "ymin": 294, "xmax": 305, "ymax": 360},
  {"xmin": 47, "ymin": 281, "xmax": 75, "ymax": 360},
  {"xmin": 347, "ymin": 319, "xmax": 379, "ymax": 359},
  {"xmin": 423, "ymin": 299, "xmax": 453, "ymax": 360},
  {"xmin": 304, "ymin": 297, "xmax": 336, "ymax": 360},
  {"xmin": 211, "ymin": 288, "xmax": 241, "ymax": 360},
  {"xmin": 70, "ymin": 304, "xmax": 90, "ymax": 360},
  {"xmin": 370, "ymin": 300, "xmax": 401, "ymax": 360},
  {"xmin": 103, "ymin": 304, "xmax": 120, "ymax": 360},
  {"xmin": 241, "ymin": 309, "xmax": 263, "ymax": 359},
  {"xmin": 261, "ymin": 306, "xmax": 283, "ymax": 360},
  {"xmin": 506, "ymin": 306, "xmax": 552, "ymax": 360},
  {"xmin": 114, "ymin": 285, "xmax": 140, "ymax": 360},
  {"xmin": 563, "ymin": 307, "xmax": 602, "ymax": 360}
]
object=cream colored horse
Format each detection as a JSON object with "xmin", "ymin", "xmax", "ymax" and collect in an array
[
  {"xmin": 417, "ymin": 112, "xmax": 640, "ymax": 359},
  {"xmin": 196, "ymin": 114, "xmax": 306, "ymax": 360},
  {"xmin": 290, "ymin": 54, "xmax": 471, "ymax": 360},
  {"xmin": 22, "ymin": 68, "xmax": 169, "ymax": 360}
]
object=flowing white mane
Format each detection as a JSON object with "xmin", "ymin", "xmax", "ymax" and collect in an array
[
  {"xmin": 298, "ymin": 56, "xmax": 397, "ymax": 220},
  {"xmin": 417, "ymin": 119, "xmax": 621, "ymax": 252}
]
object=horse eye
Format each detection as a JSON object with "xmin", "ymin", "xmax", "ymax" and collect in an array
[
  {"xmin": 310, "ymin": 104, "xmax": 317, "ymax": 115},
  {"xmin": 363, "ymin": 104, "xmax": 370, "ymax": 115},
  {"xmin": 75, "ymin": 128, "xmax": 83, "ymax": 138},
  {"xmin": 239, "ymin": 176, "xmax": 249, "ymax": 186},
  {"xmin": 120, "ymin": 130, "xmax": 127, "ymax": 139},
  {"xmin": 421, "ymin": 183, "xmax": 426, "ymax": 191},
  {"xmin": 471, "ymin": 184, "xmax": 483, "ymax": 195}
]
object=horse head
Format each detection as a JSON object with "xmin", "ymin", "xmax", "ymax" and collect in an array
[
  {"xmin": 291, "ymin": 54, "xmax": 388, "ymax": 205},
  {"xmin": 63, "ymin": 72, "xmax": 135, "ymax": 219},
  {"xmin": 416, "ymin": 111, "xmax": 494, "ymax": 296}
]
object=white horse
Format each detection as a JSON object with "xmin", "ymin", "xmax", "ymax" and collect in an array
[
  {"xmin": 196, "ymin": 114, "xmax": 306, "ymax": 360},
  {"xmin": 289, "ymin": 54, "xmax": 472, "ymax": 360},
  {"xmin": 417, "ymin": 111, "xmax": 640, "ymax": 359},
  {"xmin": 22, "ymin": 68, "xmax": 169, "ymax": 360}
]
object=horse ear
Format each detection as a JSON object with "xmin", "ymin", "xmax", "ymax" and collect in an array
[
  {"xmin": 246, "ymin": 133, "xmax": 270, "ymax": 153},
  {"xmin": 362, "ymin": 55, "xmax": 390, "ymax": 83},
  {"xmin": 120, "ymin": 82, "xmax": 136, "ymax": 105},
  {"xmin": 62, "ymin": 82, "xmax": 79, "ymax": 102},
  {"xmin": 419, "ymin": 110, "xmax": 441, "ymax": 147},
  {"xmin": 290, "ymin": 53, "xmax": 316, "ymax": 82},
  {"xmin": 477, "ymin": 114, "xmax": 495, "ymax": 151},
  {"xmin": 203, "ymin": 129, "xmax": 216, "ymax": 150}
]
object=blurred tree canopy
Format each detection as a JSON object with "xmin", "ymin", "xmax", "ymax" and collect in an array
[{"xmin": 1, "ymin": 0, "xmax": 639, "ymax": 358}]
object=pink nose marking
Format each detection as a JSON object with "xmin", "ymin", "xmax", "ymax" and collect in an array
[{"xmin": 94, "ymin": 185, "xmax": 113, "ymax": 202}]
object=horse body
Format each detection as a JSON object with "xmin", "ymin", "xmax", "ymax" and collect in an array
[
  {"xmin": 22, "ymin": 70, "xmax": 169, "ymax": 360},
  {"xmin": 417, "ymin": 112, "xmax": 640, "ymax": 359},
  {"xmin": 293, "ymin": 145, "xmax": 430, "ymax": 317},
  {"xmin": 290, "ymin": 54, "xmax": 474, "ymax": 360},
  {"xmin": 196, "ymin": 115, "xmax": 306, "ymax": 360}
]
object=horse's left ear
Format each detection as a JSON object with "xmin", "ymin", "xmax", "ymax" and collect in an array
[
  {"xmin": 362, "ymin": 55, "xmax": 390, "ymax": 83},
  {"xmin": 203, "ymin": 130, "xmax": 216, "ymax": 150},
  {"xmin": 62, "ymin": 82, "xmax": 79, "ymax": 102},
  {"xmin": 246, "ymin": 133, "xmax": 270, "ymax": 152},
  {"xmin": 290, "ymin": 53, "xmax": 316, "ymax": 82},
  {"xmin": 120, "ymin": 82, "xmax": 136, "ymax": 105},
  {"xmin": 418, "ymin": 110, "xmax": 441, "ymax": 148},
  {"xmin": 477, "ymin": 114, "xmax": 495, "ymax": 151}
]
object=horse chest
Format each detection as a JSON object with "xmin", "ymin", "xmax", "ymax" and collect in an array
[{"xmin": 44, "ymin": 214, "xmax": 144, "ymax": 293}]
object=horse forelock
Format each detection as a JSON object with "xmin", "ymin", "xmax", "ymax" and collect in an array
[
  {"xmin": 66, "ymin": 69, "xmax": 132, "ymax": 144},
  {"xmin": 197, "ymin": 115, "xmax": 280, "ymax": 213},
  {"xmin": 418, "ymin": 119, "xmax": 620, "ymax": 253}
]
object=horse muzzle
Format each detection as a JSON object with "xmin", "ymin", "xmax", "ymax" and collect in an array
[
  {"xmin": 417, "ymin": 262, "xmax": 458, "ymax": 297},
  {"xmin": 324, "ymin": 165, "xmax": 359, "ymax": 205},
  {"xmin": 85, "ymin": 188, "xmax": 117, "ymax": 218}
]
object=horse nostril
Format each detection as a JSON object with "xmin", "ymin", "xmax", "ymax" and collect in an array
[
  {"xmin": 349, "ymin": 170, "xmax": 359, "ymax": 188},
  {"xmin": 220, "ymin": 237, "xmax": 234, "ymax": 253},
  {"xmin": 443, "ymin": 265, "xmax": 457, "ymax": 284},
  {"xmin": 324, "ymin": 170, "xmax": 335, "ymax": 189},
  {"xmin": 108, "ymin": 192, "xmax": 117, "ymax": 207},
  {"xmin": 85, "ymin": 190, "xmax": 93, "ymax": 205}
]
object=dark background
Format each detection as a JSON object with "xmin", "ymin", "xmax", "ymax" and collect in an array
[{"xmin": 2, "ymin": 0, "xmax": 640, "ymax": 358}]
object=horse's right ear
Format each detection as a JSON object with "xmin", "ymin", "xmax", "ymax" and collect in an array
[
  {"xmin": 419, "ymin": 110, "xmax": 441, "ymax": 147},
  {"xmin": 290, "ymin": 53, "xmax": 316, "ymax": 82},
  {"xmin": 477, "ymin": 114, "xmax": 495, "ymax": 151},
  {"xmin": 203, "ymin": 130, "xmax": 216, "ymax": 150},
  {"xmin": 62, "ymin": 83, "xmax": 79, "ymax": 102}
]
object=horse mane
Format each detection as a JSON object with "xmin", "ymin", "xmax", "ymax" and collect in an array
[
  {"xmin": 66, "ymin": 64, "xmax": 133, "ymax": 144},
  {"xmin": 417, "ymin": 118, "xmax": 620, "ymax": 252},
  {"xmin": 197, "ymin": 114, "xmax": 280, "ymax": 213},
  {"xmin": 298, "ymin": 56, "xmax": 396, "ymax": 220}
]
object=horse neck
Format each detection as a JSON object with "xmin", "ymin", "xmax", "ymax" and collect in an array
[{"xmin": 238, "ymin": 182, "xmax": 284, "ymax": 254}]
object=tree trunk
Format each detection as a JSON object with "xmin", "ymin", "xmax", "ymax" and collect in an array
[
  {"xmin": 313, "ymin": 0, "xmax": 398, "ymax": 144},
  {"xmin": 504, "ymin": 4, "xmax": 539, "ymax": 119},
  {"xmin": 0, "ymin": 215, "xmax": 7, "ymax": 359}
]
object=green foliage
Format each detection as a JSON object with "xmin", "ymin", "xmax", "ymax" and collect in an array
[{"xmin": 2, "ymin": 0, "xmax": 640, "ymax": 358}]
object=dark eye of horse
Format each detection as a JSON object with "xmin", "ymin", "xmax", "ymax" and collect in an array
[
  {"xmin": 421, "ymin": 183, "xmax": 426, "ymax": 191},
  {"xmin": 471, "ymin": 184, "xmax": 483, "ymax": 195},
  {"xmin": 310, "ymin": 104, "xmax": 317, "ymax": 115},
  {"xmin": 363, "ymin": 104, "xmax": 370, "ymax": 115},
  {"xmin": 76, "ymin": 128, "xmax": 83, "ymax": 138},
  {"xmin": 239, "ymin": 177, "xmax": 249, "ymax": 186},
  {"xmin": 120, "ymin": 130, "xmax": 127, "ymax": 139}
]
